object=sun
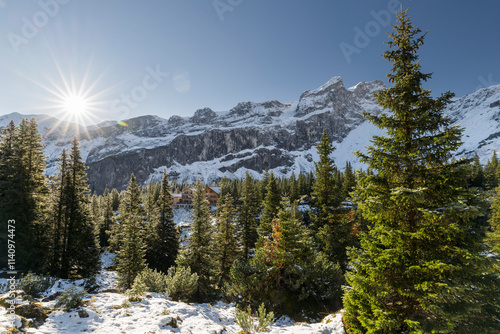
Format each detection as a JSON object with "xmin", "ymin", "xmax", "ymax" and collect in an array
[{"xmin": 63, "ymin": 94, "xmax": 89, "ymax": 116}]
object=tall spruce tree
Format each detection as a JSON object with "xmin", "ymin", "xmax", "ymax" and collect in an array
[
  {"xmin": 343, "ymin": 8, "xmax": 500, "ymax": 333},
  {"xmin": 238, "ymin": 171, "xmax": 259, "ymax": 260},
  {"xmin": 489, "ymin": 187, "xmax": 500, "ymax": 257},
  {"xmin": 99, "ymin": 186, "xmax": 114, "ymax": 249},
  {"xmin": 258, "ymin": 171, "xmax": 281, "ymax": 239},
  {"xmin": 214, "ymin": 192, "xmax": 239, "ymax": 288},
  {"xmin": 231, "ymin": 202, "xmax": 342, "ymax": 318},
  {"xmin": 343, "ymin": 161, "xmax": 356, "ymax": 198},
  {"xmin": 469, "ymin": 152, "xmax": 485, "ymax": 188},
  {"xmin": 484, "ymin": 152, "xmax": 499, "ymax": 189},
  {"xmin": 0, "ymin": 119, "xmax": 48, "ymax": 271},
  {"xmin": 60, "ymin": 138, "xmax": 99, "ymax": 278},
  {"xmin": 146, "ymin": 170, "xmax": 179, "ymax": 273},
  {"xmin": 110, "ymin": 174, "xmax": 147, "ymax": 289},
  {"xmin": 176, "ymin": 179, "xmax": 215, "ymax": 301}
]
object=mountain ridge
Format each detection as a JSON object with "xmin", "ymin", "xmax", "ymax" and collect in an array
[{"xmin": 1, "ymin": 77, "xmax": 499, "ymax": 193}]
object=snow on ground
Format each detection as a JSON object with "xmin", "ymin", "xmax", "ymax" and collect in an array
[{"xmin": 0, "ymin": 251, "xmax": 345, "ymax": 334}]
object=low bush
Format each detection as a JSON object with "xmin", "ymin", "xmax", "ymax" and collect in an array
[
  {"xmin": 165, "ymin": 266, "xmax": 198, "ymax": 302},
  {"xmin": 130, "ymin": 267, "xmax": 168, "ymax": 296},
  {"xmin": 55, "ymin": 286, "xmax": 87, "ymax": 311},
  {"xmin": 235, "ymin": 303, "xmax": 274, "ymax": 334},
  {"xmin": 18, "ymin": 272, "xmax": 56, "ymax": 299}
]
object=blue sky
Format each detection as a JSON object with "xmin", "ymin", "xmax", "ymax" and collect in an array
[{"xmin": 0, "ymin": 0, "xmax": 498, "ymax": 124}]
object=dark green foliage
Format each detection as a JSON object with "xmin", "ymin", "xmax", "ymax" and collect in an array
[
  {"xmin": 130, "ymin": 267, "xmax": 168, "ymax": 295},
  {"xmin": 145, "ymin": 171, "xmax": 179, "ymax": 273},
  {"xmin": 258, "ymin": 172, "xmax": 282, "ymax": 239},
  {"xmin": 110, "ymin": 174, "xmax": 147, "ymax": 290},
  {"xmin": 231, "ymin": 203, "xmax": 342, "ymax": 319},
  {"xmin": 214, "ymin": 192, "xmax": 239, "ymax": 288},
  {"xmin": 312, "ymin": 130, "xmax": 342, "ymax": 217},
  {"xmin": 165, "ymin": 266, "xmax": 199, "ymax": 302},
  {"xmin": 484, "ymin": 152, "xmax": 499, "ymax": 189},
  {"xmin": 343, "ymin": 8, "xmax": 500, "ymax": 333},
  {"xmin": 468, "ymin": 152, "xmax": 485, "ymax": 188},
  {"xmin": 55, "ymin": 285, "xmax": 87, "ymax": 311},
  {"xmin": 488, "ymin": 187, "xmax": 500, "ymax": 256},
  {"xmin": 99, "ymin": 186, "xmax": 114, "ymax": 249},
  {"xmin": 44, "ymin": 138, "xmax": 100, "ymax": 279},
  {"xmin": 0, "ymin": 119, "xmax": 48, "ymax": 271},
  {"xmin": 343, "ymin": 161, "xmax": 356, "ymax": 198},
  {"xmin": 238, "ymin": 172, "xmax": 259, "ymax": 260},
  {"xmin": 18, "ymin": 272, "xmax": 56, "ymax": 299},
  {"xmin": 176, "ymin": 179, "xmax": 215, "ymax": 302}
]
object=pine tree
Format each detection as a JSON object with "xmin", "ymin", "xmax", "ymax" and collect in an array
[
  {"xmin": 238, "ymin": 171, "xmax": 259, "ymax": 260},
  {"xmin": 0, "ymin": 119, "xmax": 48, "ymax": 271},
  {"xmin": 289, "ymin": 171, "xmax": 299, "ymax": 202},
  {"xmin": 343, "ymin": 8, "xmax": 500, "ymax": 333},
  {"xmin": 312, "ymin": 130, "xmax": 342, "ymax": 218},
  {"xmin": 214, "ymin": 192, "xmax": 239, "ymax": 287},
  {"xmin": 59, "ymin": 138, "xmax": 100, "ymax": 278},
  {"xmin": 146, "ymin": 170, "xmax": 179, "ymax": 273},
  {"xmin": 100, "ymin": 186, "xmax": 114, "ymax": 249},
  {"xmin": 176, "ymin": 179, "xmax": 215, "ymax": 301},
  {"xmin": 258, "ymin": 172, "xmax": 281, "ymax": 239},
  {"xmin": 110, "ymin": 174, "xmax": 147, "ymax": 289},
  {"xmin": 343, "ymin": 161, "xmax": 356, "ymax": 198},
  {"xmin": 231, "ymin": 202, "xmax": 342, "ymax": 318},
  {"xmin": 111, "ymin": 188, "xmax": 120, "ymax": 211},
  {"xmin": 484, "ymin": 151, "xmax": 499, "ymax": 189},
  {"xmin": 469, "ymin": 152, "xmax": 485, "ymax": 188},
  {"xmin": 488, "ymin": 187, "xmax": 500, "ymax": 256}
]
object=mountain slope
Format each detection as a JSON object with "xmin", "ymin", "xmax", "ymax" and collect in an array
[{"xmin": 1, "ymin": 77, "xmax": 499, "ymax": 193}]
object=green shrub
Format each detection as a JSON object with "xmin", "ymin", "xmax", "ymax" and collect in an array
[
  {"xmin": 55, "ymin": 286, "xmax": 87, "ymax": 311},
  {"xmin": 18, "ymin": 272, "xmax": 56, "ymax": 299},
  {"xmin": 130, "ymin": 267, "xmax": 168, "ymax": 296},
  {"xmin": 235, "ymin": 303, "xmax": 274, "ymax": 334},
  {"xmin": 165, "ymin": 266, "xmax": 198, "ymax": 302}
]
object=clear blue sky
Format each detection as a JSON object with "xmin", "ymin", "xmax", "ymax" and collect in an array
[{"xmin": 0, "ymin": 0, "xmax": 498, "ymax": 124}]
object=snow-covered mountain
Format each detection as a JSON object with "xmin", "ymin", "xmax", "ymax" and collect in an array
[{"xmin": 1, "ymin": 77, "xmax": 500, "ymax": 193}]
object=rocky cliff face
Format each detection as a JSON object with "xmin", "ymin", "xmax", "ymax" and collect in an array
[{"xmin": 1, "ymin": 77, "xmax": 500, "ymax": 193}]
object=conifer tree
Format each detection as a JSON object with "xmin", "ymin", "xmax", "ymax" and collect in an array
[
  {"xmin": 214, "ymin": 192, "xmax": 239, "ymax": 287},
  {"xmin": 111, "ymin": 188, "xmax": 120, "ymax": 211},
  {"xmin": 231, "ymin": 202, "xmax": 342, "ymax": 318},
  {"xmin": 489, "ymin": 187, "xmax": 500, "ymax": 256},
  {"xmin": 258, "ymin": 172, "xmax": 281, "ymax": 239},
  {"xmin": 289, "ymin": 171, "xmax": 299, "ymax": 202},
  {"xmin": 60, "ymin": 138, "xmax": 100, "ymax": 278},
  {"xmin": 176, "ymin": 179, "xmax": 215, "ymax": 301},
  {"xmin": 238, "ymin": 171, "xmax": 259, "ymax": 260},
  {"xmin": 310, "ymin": 130, "xmax": 342, "ymax": 232},
  {"xmin": 110, "ymin": 174, "xmax": 147, "ymax": 289},
  {"xmin": 343, "ymin": 161, "xmax": 356, "ymax": 198},
  {"xmin": 146, "ymin": 170, "xmax": 179, "ymax": 273},
  {"xmin": 99, "ymin": 186, "xmax": 114, "ymax": 248},
  {"xmin": 343, "ymin": 8, "xmax": 500, "ymax": 333},
  {"xmin": 0, "ymin": 119, "xmax": 48, "ymax": 271},
  {"xmin": 484, "ymin": 151, "xmax": 499, "ymax": 189},
  {"xmin": 469, "ymin": 152, "xmax": 485, "ymax": 188}
]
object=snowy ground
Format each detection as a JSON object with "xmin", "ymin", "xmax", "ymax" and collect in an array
[{"xmin": 0, "ymin": 252, "xmax": 345, "ymax": 334}]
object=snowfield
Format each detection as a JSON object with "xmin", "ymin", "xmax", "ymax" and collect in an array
[{"xmin": 0, "ymin": 252, "xmax": 345, "ymax": 334}]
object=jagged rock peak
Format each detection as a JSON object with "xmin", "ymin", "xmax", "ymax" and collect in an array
[
  {"xmin": 229, "ymin": 102, "xmax": 254, "ymax": 116},
  {"xmin": 191, "ymin": 107, "xmax": 217, "ymax": 124}
]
